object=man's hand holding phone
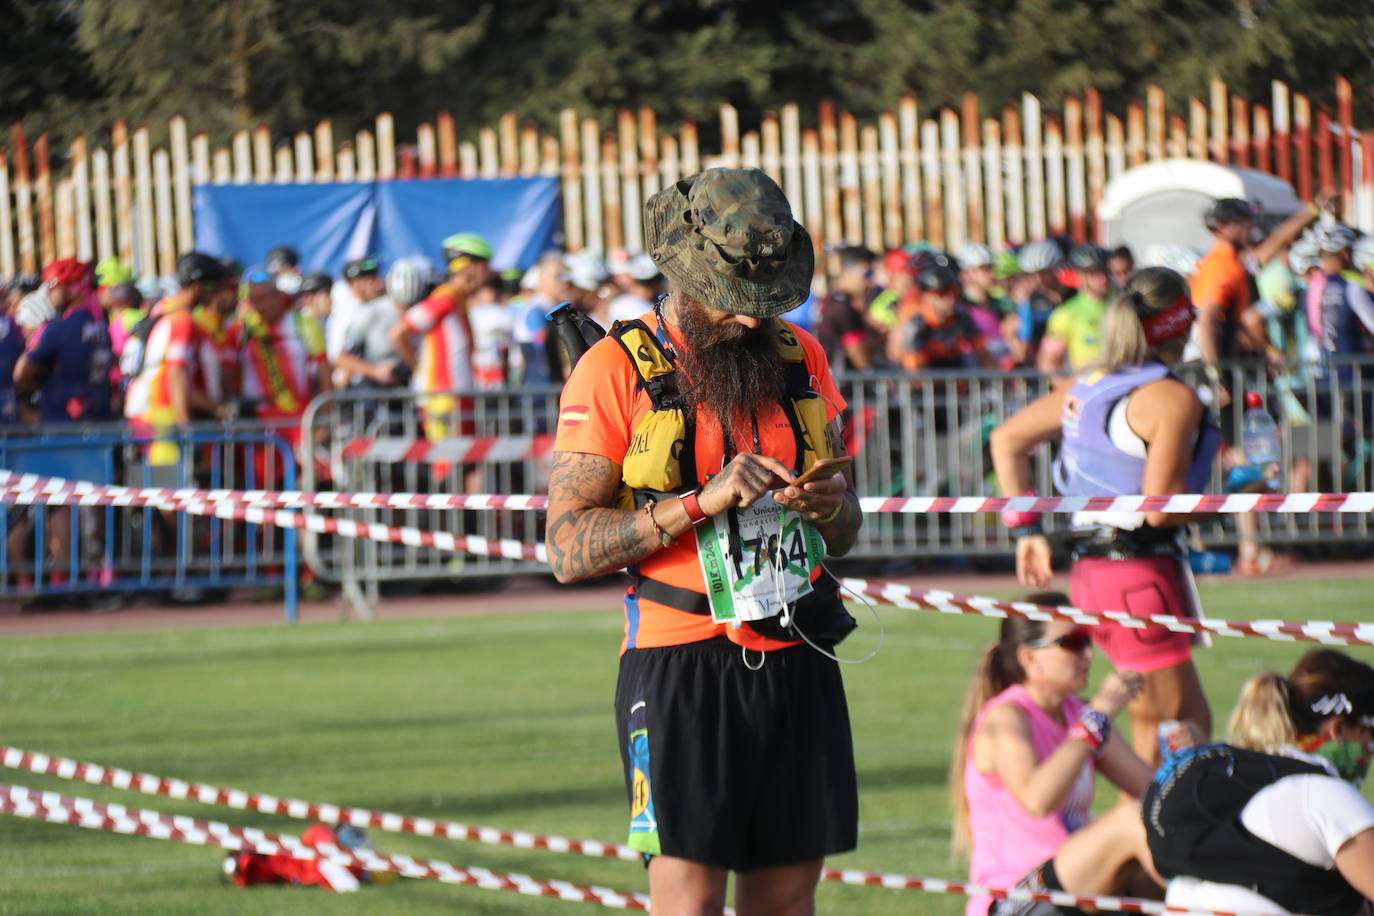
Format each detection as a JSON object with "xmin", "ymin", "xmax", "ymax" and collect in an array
[{"xmin": 773, "ymin": 456, "xmax": 853, "ymax": 524}]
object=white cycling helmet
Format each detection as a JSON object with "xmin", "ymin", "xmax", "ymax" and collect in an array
[
  {"xmin": 1352, "ymin": 237, "xmax": 1374, "ymax": 272},
  {"xmin": 1289, "ymin": 233, "xmax": 1321, "ymax": 275},
  {"xmin": 1016, "ymin": 240, "xmax": 1064, "ymax": 274},
  {"xmin": 386, "ymin": 255, "xmax": 440, "ymax": 308},
  {"xmin": 1312, "ymin": 222, "xmax": 1357, "ymax": 254},
  {"xmin": 562, "ymin": 250, "xmax": 610, "ymax": 292},
  {"xmin": 1142, "ymin": 243, "xmax": 1202, "ymax": 279},
  {"xmin": 14, "ymin": 288, "xmax": 56, "ymax": 332},
  {"xmin": 956, "ymin": 242, "xmax": 994, "ymax": 270}
]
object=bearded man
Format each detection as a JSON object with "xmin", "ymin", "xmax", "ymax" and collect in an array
[{"xmin": 546, "ymin": 168, "xmax": 863, "ymax": 915}]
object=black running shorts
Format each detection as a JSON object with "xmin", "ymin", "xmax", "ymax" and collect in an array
[{"xmin": 613, "ymin": 635, "xmax": 858, "ymax": 871}]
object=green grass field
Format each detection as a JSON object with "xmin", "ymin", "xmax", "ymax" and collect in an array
[{"xmin": 1, "ymin": 576, "xmax": 1372, "ymax": 915}]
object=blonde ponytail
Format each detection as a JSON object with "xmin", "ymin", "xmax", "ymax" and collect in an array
[
  {"xmin": 1227, "ymin": 671, "xmax": 1299, "ymax": 752},
  {"xmin": 1095, "ymin": 267, "xmax": 1190, "ymax": 373}
]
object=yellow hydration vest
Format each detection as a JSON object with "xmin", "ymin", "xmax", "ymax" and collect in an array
[{"xmin": 608, "ymin": 317, "xmax": 835, "ymax": 507}]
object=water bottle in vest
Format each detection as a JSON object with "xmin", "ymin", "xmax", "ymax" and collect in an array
[{"xmin": 1241, "ymin": 391, "xmax": 1281, "ymax": 491}]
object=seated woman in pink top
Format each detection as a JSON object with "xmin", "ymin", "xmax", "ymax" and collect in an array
[{"xmin": 951, "ymin": 603, "xmax": 1159, "ymax": 916}]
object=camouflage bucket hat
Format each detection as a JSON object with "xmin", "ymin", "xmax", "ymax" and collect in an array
[{"xmin": 644, "ymin": 168, "xmax": 813, "ymax": 318}]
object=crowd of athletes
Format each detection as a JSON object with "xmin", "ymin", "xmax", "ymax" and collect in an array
[
  {"xmin": 0, "ymin": 196, "xmax": 1371, "ymax": 595},
  {"xmin": 3, "ymin": 199, "xmax": 1372, "ymax": 441}
]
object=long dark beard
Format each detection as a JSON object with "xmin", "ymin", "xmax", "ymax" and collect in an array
[{"xmin": 675, "ymin": 296, "xmax": 785, "ymax": 432}]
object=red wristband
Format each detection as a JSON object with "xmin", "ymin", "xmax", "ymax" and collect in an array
[{"xmin": 681, "ymin": 490, "xmax": 709, "ymax": 526}]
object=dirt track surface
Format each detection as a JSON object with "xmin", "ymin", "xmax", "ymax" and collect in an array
[{"xmin": 1, "ymin": 560, "xmax": 1370, "ymax": 638}]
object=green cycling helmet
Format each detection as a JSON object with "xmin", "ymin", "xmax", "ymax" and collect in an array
[
  {"xmin": 993, "ymin": 250, "xmax": 1021, "ymax": 280},
  {"xmin": 95, "ymin": 256, "xmax": 134, "ymax": 287},
  {"xmin": 441, "ymin": 232, "xmax": 494, "ymax": 262}
]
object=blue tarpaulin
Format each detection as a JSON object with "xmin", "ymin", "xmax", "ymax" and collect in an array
[{"xmin": 193, "ymin": 177, "xmax": 560, "ymax": 277}]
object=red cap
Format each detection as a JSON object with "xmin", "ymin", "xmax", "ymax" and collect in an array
[
  {"xmin": 1245, "ymin": 391, "xmax": 1263, "ymax": 408},
  {"xmin": 42, "ymin": 258, "xmax": 88, "ymax": 287},
  {"xmin": 884, "ymin": 249, "xmax": 912, "ymax": 277}
]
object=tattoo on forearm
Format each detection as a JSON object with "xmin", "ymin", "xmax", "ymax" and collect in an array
[{"xmin": 546, "ymin": 451, "xmax": 657, "ymax": 581}]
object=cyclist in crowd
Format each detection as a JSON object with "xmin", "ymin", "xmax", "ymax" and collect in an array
[
  {"xmin": 509, "ymin": 250, "xmax": 568, "ymax": 385},
  {"xmin": 467, "ymin": 274, "xmax": 518, "ymax": 390},
  {"xmin": 958, "ymin": 242, "xmax": 1015, "ymax": 322},
  {"xmin": 190, "ymin": 257, "xmax": 243, "ymax": 409},
  {"xmin": 816, "ymin": 244, "xmax": 885, "ymax": 370},
  {"xmin": 868, "ymin": 247, "xmax": 915, "ymax": 330},
  {"xmin": 1037, "ymin": 245, "xmax": 1114, "ymax": 375},
  {"xmin": 265, "ymin": 244, "xmax": 302, "ymax": 295},
  {"xmin": 1105, "ymin": 246, "xmax": 1134, "ymax": 290},
  {"xmin": 0, "ymin": 282, "xmax": 24, "ymax": 424},
  {"xmin": 123, "ymin": 252, "xmax": 231, "ymax": 470},
  {"xmin": 1304, "ymin": 223, "xmax": 1374, "ymax": 378},
  {"xmin": 898, "ymin": 262, "xmax": 995, "ymax": 373},
  {"xmin": 103, "ymin": 282, "xmax": 146, "ymax": 363},
  {"xmin": 389, "ymin": 232, "xmax": 491, "ymax": 446},
  {"xmin": 296, "ymin": 271, "xmax": 333, "ymax": 326},
  {"xmin": 1007, "ymin": 240, "xmax": 1070, "ymax": 366},
  {"xmin": 324, "ymin": 256, "xmax": 381, "ymax": 359},
  {"xmin": 230, "ymin": 266, "xmax": 331, "ymax": 477},
  {"xmin": 15, "ymin": 259, "xmax": 113, "ymax": 424},
  {"xmin": 335, "ymin": 256, "xmax": 433, "ymax": 390},
  {"xmin": 13, "ymin": 259, "xmax": 115, "ymax": 588},
  {"xmin": 560, "ymin": 249, "xmax": 614, "ymax": 332},
  {"xmin": 607, "ymin": 254, "xmax": 664, "ymax": 325}
]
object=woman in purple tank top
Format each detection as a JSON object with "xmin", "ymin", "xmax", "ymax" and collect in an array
[{"xmin": 990, "ymin": 267, "xmax": 1220, "ymax": 769}]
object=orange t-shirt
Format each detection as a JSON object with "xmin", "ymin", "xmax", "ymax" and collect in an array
[
  {"xmin": 1190, "ymin": 238, "xmax": 1251, "ymax": 324},
  {"xmin": 553, "ymin": 314, "xmax": 846, "ymax": 654}
]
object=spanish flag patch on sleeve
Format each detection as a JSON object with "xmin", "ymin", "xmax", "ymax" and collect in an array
[{"xmin": 560, "ymin": 405, "xmax": 590, "ymax": 427}]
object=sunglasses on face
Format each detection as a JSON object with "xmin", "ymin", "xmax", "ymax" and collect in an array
[{"xmin": 1026, "ymin": 627, "xmax": 1093, "ymax": 654}]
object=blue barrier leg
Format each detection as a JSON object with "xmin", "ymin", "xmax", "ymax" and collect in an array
[{"xmin": 285, "ymin": 527, "xmax": 298, "ymax": 624}]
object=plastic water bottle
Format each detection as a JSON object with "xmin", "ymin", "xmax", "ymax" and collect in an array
[
  {"xmin": 1241, "ymin": 392, "xmax": 1281, "ymax": 491},
  {"xmin": 1189, "ymin": 550, "xmax": 1233, "ymax": 575},
  {"xmin": 1158, "ymin": 720, "xmax": 1189, "ymax": 759}
]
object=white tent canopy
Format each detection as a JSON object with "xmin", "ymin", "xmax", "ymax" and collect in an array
[{"xmin": 1096, "ymin": 159, "xmax": 1303, "ymax": 261}]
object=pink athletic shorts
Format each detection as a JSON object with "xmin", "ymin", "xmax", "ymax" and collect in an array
[{"xmin": 1069, "ymin": 555, "xmax": 1194, "ymax": 673}]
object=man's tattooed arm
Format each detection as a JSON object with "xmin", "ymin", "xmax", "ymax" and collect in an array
[{"xmin": 545, "ymin": 451, "xmax": 660, "ymax": 583}]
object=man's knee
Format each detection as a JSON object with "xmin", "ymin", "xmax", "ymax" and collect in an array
[
  {"xmin": 647, "ymin": 856, "xmax": 728, "ymax": 916},
  {"xmin": 733, "ymin": 860, "xmax": 822, "ymax": 916}
]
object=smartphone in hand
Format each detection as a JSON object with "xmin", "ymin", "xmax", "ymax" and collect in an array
[{"xmin": 790, "ymin": 456, "xmax": 854, "ymax": 487}]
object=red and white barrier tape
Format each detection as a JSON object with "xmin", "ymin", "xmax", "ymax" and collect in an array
[
  {"xmin": 0, "ymin": 758, "xmax": 1269, "ymax": 916},
  {"xmin": 3, "ymin": 472, "xmax": 1365, "ymax": 645},
  {"xmin": 0, "ymin": 746, "xmax": 635, "ymax": 861},
  {"xmin": 0, "ymin": 784, "xmax": 649, "ymax": 910},
  {"xmin": 4, "ymin": 471, "xmax": 1372, "ymax": 515},
  {"xmin": 0, "ymin": 472, "xmax": 548, "ymax": 512},
  {"xmin": 340, "ymin": 434, "xmax": 555, "ymax": 465},
  {"xmin": 0, "ymin": 780, "xmax": 1275, "ymax": 916},
  {"xmin": 840, "ymin": 579, "xmax": 1374, "ymax": 648},
  {"xmin": 817, "ymin": 867, "xmax": 1283, "ymax": 916},
  {"xmin": 859, "ymin": 491, "xmax": 1374, "ymax": 514},
  {"xmin": 0, "ymin": 477, "xmax": 545, "ymax": 562}
]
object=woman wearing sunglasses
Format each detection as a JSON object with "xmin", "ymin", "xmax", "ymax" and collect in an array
[
  {"xmin": 991, "ymin": 267, "xmax": 1219, "ymax": 767},
  {"xmin": 952, "ymin": 606, "xmax": 1155, "ymax": 916},
  {"xmin": 998, "ymin": 648, "xmax": 1374, "ymax": 915}
]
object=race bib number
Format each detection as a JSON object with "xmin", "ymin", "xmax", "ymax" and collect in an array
[{"xmin": 695, "ymin": 502, "xmax": 825, "ymax": 625}]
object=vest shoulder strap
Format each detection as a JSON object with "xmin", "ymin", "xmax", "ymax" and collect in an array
[{"xmin": 609, "ymin": 319, "xmax": 683, "ymax": 409}]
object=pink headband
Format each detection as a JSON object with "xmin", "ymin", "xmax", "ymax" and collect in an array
[{"xmin": 1142, "ymin": 294, "xmax": 1195, "ymax": 345}]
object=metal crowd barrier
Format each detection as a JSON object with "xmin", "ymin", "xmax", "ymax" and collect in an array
[
  {"xmin": 301, "ymin": 386, "xmax": 558, "ymax": 619},
  {"xmin": 0, "ymin": 421, "xmax": 300, "ymax": 620},
  {"xmin": 303, "ymin": 355, "xmax": 1372, "ymax": 608}
]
